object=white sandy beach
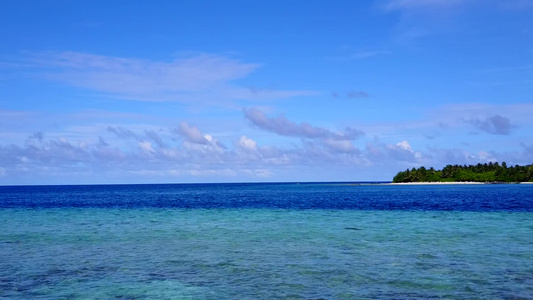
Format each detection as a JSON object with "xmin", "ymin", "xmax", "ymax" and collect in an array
[
  {"xmin": 388, "ymin": 181, "xmax": 533, "ymax": 185},
  {"xmin": 388, "ymin": 181, "xmax": 486, "ymax": 185}
]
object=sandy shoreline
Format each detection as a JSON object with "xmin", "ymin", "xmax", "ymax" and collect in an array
[{"xmin": 386, "ymin": 181, "xmax": 533, "ymax": 185}]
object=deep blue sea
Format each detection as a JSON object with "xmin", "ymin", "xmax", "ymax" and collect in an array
[{"xmin": 1, "ymin": 183, "xmax": 532, "ymax": 299}]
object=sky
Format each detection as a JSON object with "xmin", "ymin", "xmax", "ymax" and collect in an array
[{"xmin": 1, "ymin": 0, "xmax": 532, "ymax": 185}]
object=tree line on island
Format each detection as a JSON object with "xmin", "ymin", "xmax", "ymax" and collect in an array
[{"xmin": 392, "ymin": 162, "xmax": 533, "ymax": 183}]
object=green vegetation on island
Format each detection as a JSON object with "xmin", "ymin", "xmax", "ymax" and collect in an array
[{"xmin": 393, "ymin": 162, "xmax": 533, "ymax": 183}]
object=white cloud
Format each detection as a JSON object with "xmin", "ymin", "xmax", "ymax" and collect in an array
[
  {"xmin": 189, "ymin": 169, "xmax": 238, "ymax": 177},
  {"xmin": 175, "ymin": 122, "xmax": 227, "ymax": 159},
  {"xmin": 478, "ymin": 151, "xmax": 496, "ymax": 162},
  {"xmin": 144, "ymin": 130, "xmax": 166, "ymax": 148},
  {"xmin": 322, "ymin": 139, "xmax": 356, "ymax": 153},
  {"xmin": 386, "ymin": 140, "xmax": 422, "ymax": 162},
  {"xmin": 383, "ymin": 0, "xmax": 463, "ymax": 11},
  {"xmin": 346, "ymin": 91, "xmax": 370, "ymax": 98},
  {"xmin": 107, "ymin": 126, "xmax": 138, "ymax": 140},
  {"xmin": 177, "ymin": 122, "xmax": 211, "ymax": 145},
  {"xmin": 24, "ymin": 52, "xmax": 316, "ymax": 103},
  {"xmin": 466, "ymin": 115, "xmax": 512, "ymax": 135},
  {"xmin": 396, "ymin": 140, "xmax": 412, "ymax": 151},
  {"xmin": 238, "ymin": 136, "xmax": 257, "ymax": 151},
  {"xmin": 243, "ymin": 107, "xmax": 364, "ymax": 140},
  {"xmin": 245, "ymin": 169, "xmax": 272, "ymax": 178},
  {"xmin": 382, "ymin": 0, "xmax": 467, "ymax": 45},
  {"xmin": 139, "ymin": 141, "xmax": 155, "ymax": 154},
  {"xmin": 39, "ymin": 52, "xmax": 258, "ymax": 92}
]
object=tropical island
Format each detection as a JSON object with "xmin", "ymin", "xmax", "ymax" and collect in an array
[{"xmin": 392, "ymin": 162, "xmax": 533, "ymax": 183}]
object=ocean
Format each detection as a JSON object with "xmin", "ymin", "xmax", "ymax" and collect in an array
[{"xmin": 1, "ymin": 183, "xmax": 532, "ymax": 299}]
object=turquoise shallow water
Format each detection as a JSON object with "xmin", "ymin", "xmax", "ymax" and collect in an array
[{"xmin": 1, "ymin": 208, "xmax": 532, "ymax": 299}]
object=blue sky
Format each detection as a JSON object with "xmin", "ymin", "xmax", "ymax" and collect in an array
[{"xmin": 1, "ymin": 0, "xmax": 532, "ymax": 184}]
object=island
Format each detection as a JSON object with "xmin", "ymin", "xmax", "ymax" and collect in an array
[{"xmin": 392, "ymin": 162, "xmax": 533, "ymax": 183}]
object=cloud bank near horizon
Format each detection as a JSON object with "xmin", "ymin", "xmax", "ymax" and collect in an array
[{"xmin": 1, "ymin": 104, "xmax": 531, "ymax": 184}]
